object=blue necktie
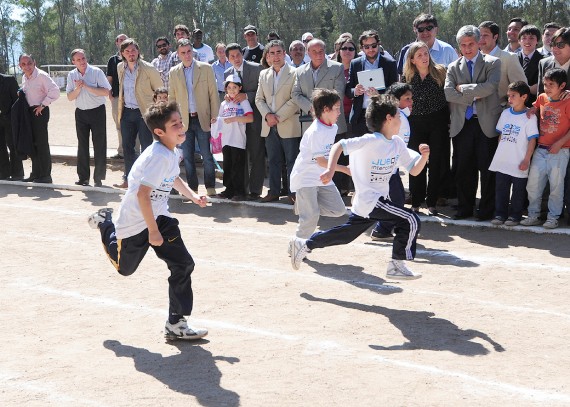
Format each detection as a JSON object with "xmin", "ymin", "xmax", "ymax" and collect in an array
[{"xmin": 465, "ymin": 60, "xmax": 474, "ymax": 120}]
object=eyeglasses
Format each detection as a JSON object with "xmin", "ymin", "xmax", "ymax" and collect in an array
[
  {"xmin": 340, "ymin": 46, "xmax": 356, "ymax": 52},
  {"xmin": 156, "ymin": 43, "xmax": 168, "ymax": 48},
  {"xmin": 416, "ymin": 25, "xmax": 435, "ymax": 33},
  {"xmin": 362, "ymin": 43, "xmax": 379, "ymax": 50},
  {"xmin": 551, "ymin": 41, "xmax": 568, "ymax": 49},
  {"xmin": 302, "ymin": 39, "xmax": 312, "ymax": 43}
]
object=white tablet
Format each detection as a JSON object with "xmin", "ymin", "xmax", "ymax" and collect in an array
[{"xmin": 357, "ymin": 68, "xmax": 386, "ymax": 91}]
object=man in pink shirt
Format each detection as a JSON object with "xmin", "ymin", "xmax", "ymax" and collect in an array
[{"xmin": 19, "ymin": 54, "xmax": 60, "ymax": 183}]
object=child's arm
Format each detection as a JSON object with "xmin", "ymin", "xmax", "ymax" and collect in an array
[
  {"xmin": 519, "ymin": 138, "xmax": 537, "ymax": 171},
  {"xmin": 549, "ymin": 129, "xmax": 570, "ymax": 154},
  {"xmin": 319, "ymin": 142, "xmax": 344, "ymax": 184},
  {"xmin": 408, "ymin": 144, "xmax": 430, "ymax": 176},
  {"xmin": 224, "ymin": 114, "xmax": 254, "ymax": 124},
  {"xmin": 137, "ymin": 185, "xmax": 163, "ymax": 246},
  {"xmin": 173, "ymin": 177, "xmax": 208, "ymax": 207},
  {"xmin": 315, "ymin": 156, "xmax": 351, "ymax": 176}
]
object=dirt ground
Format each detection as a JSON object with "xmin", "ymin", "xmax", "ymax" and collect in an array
[{"xmin": 1, "ymin": 95, "xmax": 570, "ymax": 406}]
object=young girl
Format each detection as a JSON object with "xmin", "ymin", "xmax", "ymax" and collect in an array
[{"xmin": 213, "ymin": 75, "xmax": 254, "ymax": 201}]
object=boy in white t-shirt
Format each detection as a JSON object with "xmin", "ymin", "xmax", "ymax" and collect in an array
[
  {"xmin": 489, "ymin": 81, "xmax": 538, "ymax": 226},
  {"xmin": 289, "ymin": 89, "xmax": 350, "ymax": 242},
  {"xmin": 88, "ymin": 101, "xmax": 209, "ymax": 341},
  {"xmin": 213, "ymin": 74, "xmax": 254, "ymax": 201},
  {"xmin": 290, "ymin": 95, "xmax": 430, "ymax": 280}
]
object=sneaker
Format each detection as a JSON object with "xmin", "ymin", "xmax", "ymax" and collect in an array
[
  {"xmin": 386, "ymin": 259, "xmax": 422, "ymax": 280},
  {"xmin": 504, "ymin": 217, "xmax": 519, "ymax": 226},
  {"xmin": 164, "ymin": 318, "xmax": 208, "ymax": 341},
  {"xmin": 491, "ymin": 217, "xmax": 505, "ymax": 225},
  {"xmin": 88, "ymin": 208, "xmax": 113, "ymax": 229},
  {"xmin": 290, "ymin": 237, "xmax": 309, "ymax": 270},
  {"xmin": 370, "ymin": 230, "xmax": 394, "ymax": 241},
  {"xmin": 520, "ymin": 216, "xmax": 541, "ymax": 226},
  {"xmin": 543, "ymin": 219, "xmax": 559, "ymax": 229}
]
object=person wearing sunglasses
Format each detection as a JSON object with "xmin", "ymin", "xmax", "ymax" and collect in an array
[
  {"xmin": 537, "ymin": 27, "xmax": 570, "ymax": 95},
  {"xmin": 347, "ymin": 30, "xmax": 398, "ymax": 137},
  {"xmin": 151, "ymin": 37, "xmax": 173, "ymax": 88},
  {"xmin": 396, "ymin": 14, "xmax": 458, "ymax": 76}
]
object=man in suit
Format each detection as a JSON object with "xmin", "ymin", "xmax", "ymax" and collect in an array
[
  {"xmin": 224, "ymin": 43, "xmax": 264, "ymax": 200},
  {"xmin": 346, "ymin": 30, "xmax": 398, "ymax": 136},
  {"xmin": 169, "ymin": 39, "xmax": 219, "ymax": 196},
  {"xmin": 537, "ymin": 27, "xmax": 570, "ymax": 94},
  {"xmin": 478, "ymin": 21, "xmax": 527, "ymax": 106},
  {"xmin": 537, "ymin": 22, "xmax": 562, "ymax": 57},
  {"xmin": 445, "ymin": 25, "xmax": 502, "ymax": 221},
  {"xmin": 517, "ymin": 25, "xmax": 544, "ymax": 106},
  {"xmin": 255, "ymin": 40, "xmax": 301, "ymax": 203},
  {"xmin": 0, "ymin": 73, "xmax": 23, "ymax": 180}
]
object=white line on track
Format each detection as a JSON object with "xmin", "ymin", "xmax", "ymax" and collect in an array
[{"xmin": 11, "ymin": 280, "xmax": 570, "ymax": 404}]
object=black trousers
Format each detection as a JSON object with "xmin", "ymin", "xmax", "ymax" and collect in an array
[
  {"xmin": 222, "ymin": 145, "xmax": 246, "ymax": 196},
  {"xmin": 29, "ymin": 106, "xmax": 51, "ymax": 179},
  {"xmin": 0, "ymin": 115, "xmax": 23, "ymax": 179},
  {"xmin": 99, "ymin": 216, "xmax": 195, "ymax": 316},
  {"xmin": 76, "ymin": 105, "xmax": 107, "ymax": 183},
  {"xmin": 452, "ymin": 117, "xmax": 498, "ymax": 218},
  {"xmin": 306, "ymin": 197, "xmax": 421, "ymax": 261}
]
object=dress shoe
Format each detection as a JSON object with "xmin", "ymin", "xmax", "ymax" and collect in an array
[
  {"xmin": 260, "ymin": 194, "xmax": 279, "ymax": 203},
  {"xmin": 231, "ymin": 195, "xmax": 246, "ymax": 201},
  {"xmin": 248, "ymin": 193, "xmax": 260, "ymax": 201},
  {"xmin": 94, "ymin": 180, "xmax": 103, "ymax": 187},
  {"xmin": 111, "ymin": 153, "xmax": 123, "ymax": 159},
  {"xmin": 34, "ymin": 176, "xmax": 52, "ymax": 183},
  {"xmin": 113, "ymin": 180, "xmax": 128, "ymax": 188},
  {"xmin": 453, "ymin": 212, "xmax": 472, "ymax": 220},
  {"xmin": 75, "ymin": 180, "xmax": 89, "ymax": 186},
  {"xmin": 22, "ymin": 176, "xmax": 35, "ymax": 182},
  {"xmin": 10, "ymin": 175, "xmax": 24, "ymax": 181},
  {"xmin": 427, "ymin": 207, "xmax": 438, "ymax": 216}
]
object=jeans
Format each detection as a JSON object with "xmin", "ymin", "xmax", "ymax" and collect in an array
[
  {"xmin": 265, "ymin": 127, "xmax": 300, "ymax": 195},
  {"xmin": 121, "ymin": 107, "xmax": 153, "ymax": 177},
  {"xmin": 181, "ymin": 117, "xmax": 215, "ymax": 191},
  {"xmin": 494, "ymin": 171, "xmax": 527, "ymax": 221},
  {"xmin": 526, "ymin": 147, "xmax": 569, "ymax": 220}
]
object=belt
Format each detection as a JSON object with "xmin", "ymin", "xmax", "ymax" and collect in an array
[
  {"xmin": 468, "ymin": 114, "xmax": 478, "ymax": 119},
  {"xmin": 189, "ymin": 112, "xmax": 198, "ymax": 117},
  {"xmin": 124, "ymin": 106, "xmax": 139, "ymax": 110},
  {"xmin": 538, "ymin": 145, "xmax": 550, "ymax": 150}
]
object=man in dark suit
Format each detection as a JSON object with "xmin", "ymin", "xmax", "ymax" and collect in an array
[
  {"xmin": 517, "ymin": 25, "xmax": 544, "ymax": 106},
  {"xmin": 444, "ymin": 25, "xmax": 501, "ymax": 221},
  {"xmin": 0, "ymin": 73, "xmax": 23, "ymax": 180},
  {"xmin": 537, "ymin": 27, "xmax": 570, "ymax": 94},
  {"xmin": 346, "ymin": 30, "xmax": 398, "ymax": 136},
  {"xmin": 224, "ymin": 43, "xmax": 264, "ymax": 200}
]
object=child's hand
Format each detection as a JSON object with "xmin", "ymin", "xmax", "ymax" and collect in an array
[
  {"xmin": 149, "ymin": 230, "xmax": 163, "ymax": 246},
  {"xmin": 549, "ymin": 143, "xmax": 562, "ymax": 154},
  {"xmin": 320, "ymin": 169, "xmax": 335, "ymax": 185},
  {"xmin": 193, "ymin": 195, "xmax": 208, "ymax": 208},
  {"xmin": 418, "ymin": 143, "xmax": 430, "ymax": 157},
  {"xmin": 210, "ymin": 118, "xmax": 216, "ymax": 124},
  {"xmin": 526, "ymin": 106, "xmax": 537, "ymax": 118},
  {"xmin": 223, "ymin": 117, "xmax": 235, "ymax": 124},
  {"xmin": 519, "ymin": 159, "xmax": 530, "ymax": 171}
]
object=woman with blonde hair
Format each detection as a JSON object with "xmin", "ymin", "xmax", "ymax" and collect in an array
[{"xmin": 403, "ymin": 41, "xmax": 450, "ymax": 216}]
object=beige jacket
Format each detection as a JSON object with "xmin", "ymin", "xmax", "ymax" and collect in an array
[{"xmin": 117, "ymin": 59, "xmax": 162, "ymax": 122}]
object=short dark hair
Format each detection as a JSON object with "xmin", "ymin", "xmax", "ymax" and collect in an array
[
  {"xmin": 478, "ymin": 21, "xmax": 500, "ymax": 43},
  {"xmin": 358, "ymin": 30, "xmax": 379, "ymax": 46},
  {"xmin": 507, "ymin": 81, "xmax": 531, "ymax": 97},
  {"xmin": 543, "ymin": 68, "xmax": 568, "ymax": 87},
  {"xmin": 543, "ymin": 22, "xmax": 562, "ymax": 34},
  {"xmin": 120, "ymin": 38, "xmax": 140, "ymax": 59},
  {"xmin": 173, "ymin": 24, "xmax": 190, "ymax": 37},
  {"xmin": 266, "ymin": 39, "xmax": 285, "ymax": 52},
  {"xmin": 311, "ymin": 88, "xmax": 341, "ymax": 119},
  {"xmin": 509, "ymin": 17, "xmax": 528, "ymax": 27},
  {"xmin": 155, "ymin": 36, "xmax": 169, "ymax": 45},
  {"xmin": 386, "ymin": 82, "xmax": 413, "ymax": 100},
  {"xmin": 519, "ymin": 25, "xmax": 541, "ymax": 40},
  {"xmin": 153, "ymin": 87, "xmax": 168, "ymax": 101},
  {"xmin": 225, "ymin": 43, "xmax": 242, "ymax": 57},
  {"xmin": 266, "ymin": 30, "xmax": 280, "ymax": 41},
  {"xmin": 144, "ymin": 101, "xmax": 181, "ymax": 140},
  {"xmin": 365, "ymin": 94, "xmax": 399, "ymax": 133},
  {"xmin": 413, "ymin": 13, "xmax": 438, "ymax": 28},
  {"xmin": 552, "ymin": 27, "xmax": 570, "ymax": 47},
  {"xmin": 177, "ymin": 38, "xmax": 192, "ymax": 49}
]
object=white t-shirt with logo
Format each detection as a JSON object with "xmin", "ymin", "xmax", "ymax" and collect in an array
[
  {"xmin": 115, "ymin": 141, "xmax": 181, "ymax": 239},
  {"xmin": 290, "ymin": 119, "xmax": 338, "ymax": 192},
  {"xmin": 342, "ymin": 132, "xmax": 419, "ymax": 218},
  {"xmin": 211, "ymin": 99, "xmax": 253, "ymax": 149},
  {"xmin": 489, "ymin": 108, "xmax": 539, "ymax": 178},
  {"xmin": 193, "ymin": 43, "xmax": 215, "ymax": 63}
]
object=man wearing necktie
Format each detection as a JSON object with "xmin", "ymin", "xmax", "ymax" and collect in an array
[
  {"xmin": 516, "ymin": 25, "xmax": 544, "ymax": 106},
  {"xmin": 444, "ymin": 25, "xmax": 501, "ymax": 221}
]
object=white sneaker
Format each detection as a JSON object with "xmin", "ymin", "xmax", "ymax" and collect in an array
[
  {"xmin": 386, "ymin": 259, "xmax": 422, "ymax": 280},
  {"xmin": 520, "ymin": 216, "xmax": 541, "ymax": 226},
  {"xmin": 165, "ymin": 318, "xmax": 208, "ymax": 341},
  {"xmin": 543, "ymin": 219, "xmax": 559, "ymax": 229},
  {"xmin": 290, "ymin": 237, "xmax": 309, "ymax": 270},
  {"xmin": 88, "ymin": 208, "xmax": 113, "ymax": 229}
]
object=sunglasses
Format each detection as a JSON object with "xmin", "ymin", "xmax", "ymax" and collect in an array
[
  {"xmin": 340, "ymin": 46, "xmax": 356, "ymax": 52},
  {"xmin": 551, "ymin": 41, "xmax": 568, "ymax": 49},
  {"xmin": 416, "ymin": 25, "xmax": 435, "ymax": 33},
  {"xmin": 156, "ymin": 43, "xmax": 168, "ymax": 48},
  {"xmin": 362, "ymin": 43, "xmax": 379, "ymax": 50},
  {"xmin": 302, "ymin": 39, "xmax": 312, "ymax": 43}
]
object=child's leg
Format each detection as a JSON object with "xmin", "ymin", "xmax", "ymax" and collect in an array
[
  {"xmin": 317, "ymin": 184, "xmax": 347, "ymax": 218},
  {"xmin": 546, "ymin": 149, "xmax": 570, "ymax": 220},
  {"xmin": 372, "ymin": 173, "xmax": 405, "ymax": 236},
  {"xmin": 494, "ymin": 172, "xmax": 511, "ymax": 220},
  {"xmin": 306, "ymin": 213, "xmax": 375, "ymax": 250},
  {"xmin": 371, "ymin": 197, "xmax": 420, "ymax": 260},
  {"xmin": 232, "ymin": 147, "xmax": 247, "ymax": 196},
  {"xmin": 295, "ymin": 187, "xmax": 321, "ymax": 239},
  {"xmin": 526, "ymin": 149, "xmax": 549, "ymax": 218},
  {"xmin": 151, "ymin": 216, "xmax": 195, "ymax": 317},
  {"xmin": 99, "ymin": 221, "xmax": 149, "ymax": 276},
  {"xmin": 509, "ymin": 176, "xmax": 528, "ymax": 221},
  {"xmin": 221, "ymin": 145, "xmax": 234, "ymax": 196}
]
